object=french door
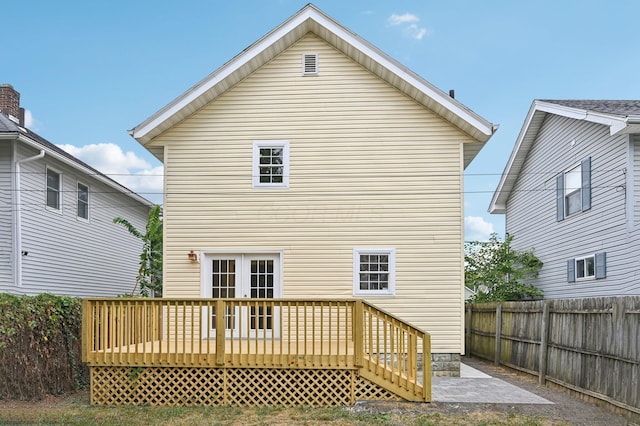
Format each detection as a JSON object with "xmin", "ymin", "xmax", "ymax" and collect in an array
[{"xmin": 202, "ymin": 253, "xmax": 281, "ymax": 339}]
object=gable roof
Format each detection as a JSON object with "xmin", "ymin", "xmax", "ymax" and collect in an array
[
  {"xmin": 489, "ymin": 99, "xmax": 640, "ymax": 214},
  {"xmin": 0, "ymin": 112, "xmax": 154, "ymax": 207},
  {"xmin": 129, "ymin": 3, "xmax": 496, "ymax": 167}
]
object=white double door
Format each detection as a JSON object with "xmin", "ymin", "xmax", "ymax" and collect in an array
[{"xmin": 202, "ymin": 253, "xmax": 281, "ymax": 339}]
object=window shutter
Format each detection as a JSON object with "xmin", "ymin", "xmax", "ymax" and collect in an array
[
  {"xmin": 581, "ymin": 157, "xmax": 591, "ymax": 211},
  {"xmin": 595, "ymin": 252, "xmax": 606, "ymax": 279},
  {"xmin": 567, "ymin": 259, "xmax": 576, "ymax": 282},
  {"xmin": 556, "ymin": 173, "xmax": 564, "ymax": 221}
]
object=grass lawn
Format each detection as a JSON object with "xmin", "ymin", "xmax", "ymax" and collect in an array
[{"xmin": 0, "ymin": 392, "xmax": 566, "ymax": 426}]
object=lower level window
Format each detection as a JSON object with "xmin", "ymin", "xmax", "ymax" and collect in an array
[
  {"xmin": 568, "ymin": 252, "xmax": 606, "ymax": 282},
  {"xmin": 576, "ymin": 256, "xmax": 595, "ymax": 279},
  {"xmin": 353, "ymin": 248, "xmax": 396, "ymax": 296}
]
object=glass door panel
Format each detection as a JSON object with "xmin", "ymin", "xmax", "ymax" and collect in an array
[
  {"xmin": 211, "ymin": 258, "xmax": 237, "ymax": 334},
  {"xmin": 249, "ymin": 259, "xmax": 275, "ymax": 334}
]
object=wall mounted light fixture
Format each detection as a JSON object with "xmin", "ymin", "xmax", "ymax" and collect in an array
[{"xmin": 188, "ymin": 250, "xmax": 199, "ymax": 262}]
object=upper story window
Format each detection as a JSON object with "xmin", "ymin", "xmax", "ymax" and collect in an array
[
  {"xmin": 556, "ymin": 157, "xmax": 591, "ymax": 221},
  {"xmin": 46, "ymin": 167, "xmax": 61, "ymax": 210},
  {"xmin": 252, "ymin": 141, "xmax": 290, "ymax": 188},
  {"xmin": 564, "ymin": 164, "xmax": 582, "ymax": 216},
  {"xmin": 353, "ymin": 248, "xmax": 396, "ymax": 296},
  {"xmin": 77, "ymin": 182, "xmax": 89, "ymax": 220}
]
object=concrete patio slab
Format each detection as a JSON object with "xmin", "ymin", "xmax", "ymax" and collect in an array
[{"xmin": 431, "ymin": 363, "xmax": 553, "ymax": 404}]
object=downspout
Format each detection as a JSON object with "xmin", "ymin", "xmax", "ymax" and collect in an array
[{"xmin": 14, "ymin": 147, "xmax": 45, "ymax": 287}]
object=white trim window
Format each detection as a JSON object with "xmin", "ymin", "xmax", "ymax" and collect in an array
[
  {"xmin": 564, "ymin": 163, "xmax": 582, "ymax": 216},
  {"xmin": 353, "ymin": 248, "xmax": 396, "ymax": 296},
  {"xmin": 46, "ymin": 167, "xmax": 62, "ymax": 211},
  {"xmin": 77, "ymin": 182, "xmax": 89, "ymax": 220},
  {"xmin": 252, "ymin": 141, "xmax": 290, "ymax": 188},
  {"xmin": 567, "ymin": 252, "xmax": 606, "ymax": 282},
  {"xmin": 556, "ymin": 157, "xmax": 591, "ymax": 220},
  {"xmin": 575, "ymin": 255, "xmax": 595, "ymax": 280}
]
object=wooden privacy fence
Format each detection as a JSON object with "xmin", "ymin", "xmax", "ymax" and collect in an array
[
  {"xmin": 466, "ymin": 297, "xmax": 640, "ymax": 418},
  {"xmin": 82, "ymin": 298, "xmax": 430, "ymax": 405}
]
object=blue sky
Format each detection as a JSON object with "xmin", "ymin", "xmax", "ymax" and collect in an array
[{"xmin": 4, "ymin": 0, "xmax": 640, "ymax": 240}]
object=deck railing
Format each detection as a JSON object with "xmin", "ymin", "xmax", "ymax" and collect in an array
[
  {"xmin": 82, "ymin": 298, "xmax": 430, "ymax": 401},
  {"xmin": 360, "ymin": 301, "xmax": 431, "ymax": 401}
]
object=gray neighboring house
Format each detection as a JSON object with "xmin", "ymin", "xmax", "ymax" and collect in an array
[
  {"xmin": 490, "ymin": 99, "xmax": 640, "ymax": 299},
  {"xmin": 0, "ymin": 84, "xmax": 154, "ymax": 297}
]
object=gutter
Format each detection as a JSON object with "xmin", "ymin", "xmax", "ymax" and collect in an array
[
  {"xmin": 13, "ymin": 145, "xmax": 45, "ymax": 287},
  {"xmin": 612, "ymin": 115, "xmax": 640, "ymax": 135}
]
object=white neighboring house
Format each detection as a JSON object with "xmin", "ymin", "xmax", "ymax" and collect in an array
[
  {"xmin": 490, "ymin": 99, "xmax": 640, "ymax": 299},
  {"xmin": 0, "ymin": 84, "xmax": 154, "ymax": 297}
]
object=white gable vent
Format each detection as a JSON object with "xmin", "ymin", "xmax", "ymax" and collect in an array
[{"xmin": 302, "ymin": 53, "xmax": 318, "ymax": 75}]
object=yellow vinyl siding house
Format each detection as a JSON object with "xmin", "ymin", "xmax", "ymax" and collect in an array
[{"xmin": 82, "ymin": 4, "xmax": 495, "ymax": 406}]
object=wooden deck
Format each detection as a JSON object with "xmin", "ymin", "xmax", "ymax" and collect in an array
[
  {"xmin": 82, "ymin": 298, "xmax": 431, "ymax": 405},
  {"xmin": 91, "ymin": 338, "xmax": 355, "ymax": 368}
]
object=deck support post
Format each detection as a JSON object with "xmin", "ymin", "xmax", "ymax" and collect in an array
[
  {"xmin": 353, "ymin": 300, "xmax": 364, "ymax": 368},
  {"xmin": 215, "ymin": 300, "xmax": 225, "ymax": 366},
  {"xmin": 81, "ymin": 299, "xmax": 90, "ymax": 363},
  {"xmin": 423, "ymin": 332, "xmax": 431, "ymax": 402}
]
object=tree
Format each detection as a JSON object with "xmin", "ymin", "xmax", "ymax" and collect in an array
[
  {"xmin": 113, "ymin": 205, "xmax": 163, "ymax": 297},
  {"xmin": 465, "ymin": 233, "xmax": 543, "ymax": 302}
]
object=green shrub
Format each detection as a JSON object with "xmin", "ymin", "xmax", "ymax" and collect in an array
[{"xmin": 0, "ymin": 293, "xmax": 88, "ymax": 400}]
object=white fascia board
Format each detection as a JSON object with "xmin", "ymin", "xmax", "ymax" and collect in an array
[
  {"xmin": 536, "ymin": 101, "xmax": 630, "ymax": 135},
  {"xmin": 489, "ymin": 102, "xmax": 543, "ymax": 214},
  {"xmin": 132, "ymin": 5, "xmax": 494, "ymax": 144},
  {"xmin": 16, "ymin": 134, "xmax": 155, "ymax": 207},
  {"xmin": 534, "ymin": 101, "xmax": 587, "ymax": 120}
]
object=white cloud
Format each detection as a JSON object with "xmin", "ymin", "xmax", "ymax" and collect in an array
[
  {"xmin": 388, "ymin": 13, "xmax": 419, "ymax": 26},
  {"xmin": 56, "ymin": 143, "xmax": 163, "ymax": 203},
  {"xmin": 464, "ymin": 216, "xmax": 495, "ymax": 242},
  {"xmin": 406, "ymin": 24, "xmax": 428, "ymax": 40},
  {"xmin": 388, "ymin": 13, "xmax": 430, "ymax": 40},
  {"xmin": 23, "ymin": 109, "xmax": 39, "ymax": 130}
]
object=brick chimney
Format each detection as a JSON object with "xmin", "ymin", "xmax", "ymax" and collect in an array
[{"xmin": 0, "ymin": 84, "xmax": 25, "ymax": 126}]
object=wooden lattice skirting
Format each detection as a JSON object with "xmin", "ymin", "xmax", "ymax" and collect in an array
[{"xmin": 90, "ymin": 367, "xmax": 403, "ymax": 406}]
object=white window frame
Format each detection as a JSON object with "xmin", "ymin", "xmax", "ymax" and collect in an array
[
  {"xmin": 564, "ymin": 163, "xmax": 582, "ymax": 217},
  {"xmin": 353, "ymin": 248, "xmax": 396, "ymax": 296},
  {"xmin": 45, "ymin": 166, "xmax": 62, "ymax": 212},
  {"xmin": 302, "ymin": 53, "xmax": 319, "ymax": 76},
  {"xmin": 76, "ymin": 181, "xmax": 89, "ymax": 221},
  {"xmin": 575, "ymin": 255, "xmax": 595, "ymax": 281},
  {"xmin": 252, "ymin": 141, "xmax": 290, "ymax": 189}
]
